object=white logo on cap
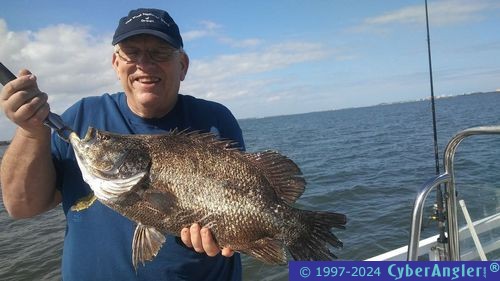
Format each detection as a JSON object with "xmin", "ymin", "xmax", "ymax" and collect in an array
[{"xmin": 125, "ymin": 12, "xmax": 171, "ymax": 26}]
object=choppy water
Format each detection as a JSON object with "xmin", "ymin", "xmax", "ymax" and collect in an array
[{"xmin": 1, "ymin": 92, "xmax": 499, "ymax": 280}]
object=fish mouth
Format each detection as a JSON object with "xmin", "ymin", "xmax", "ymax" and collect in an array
[
  {"xmin": 69, "ymin": 127, "xmax": 97, "ymax": 146},
  {"xmin": 70, "ymin": 127, "xmax": 128, "ymax": 177},
  {"xmin": 82, "ymin": 127, "xmax": 98, "ymax": 145},
  {"xmin": 69, "ymin": 128, "xmax": 100, "ymax": 173}
]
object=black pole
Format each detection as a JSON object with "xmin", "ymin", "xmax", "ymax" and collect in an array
[
  {"xmin": 425, "ymin": 0, "xmax": 447, "ymax": 247},
  {"xmin": 425, "ymin": 0, "xmax": 440, "ymax": 175}
]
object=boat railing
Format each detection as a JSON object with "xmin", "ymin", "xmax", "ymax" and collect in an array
[{"xmin": 407, "ymin": 125, "xmax": 500, "ymax": 261}]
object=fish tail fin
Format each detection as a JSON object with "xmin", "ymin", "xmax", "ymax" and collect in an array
[{"xmin": 288, "ymin": 210, "xmax": 346, "ymax": 261}]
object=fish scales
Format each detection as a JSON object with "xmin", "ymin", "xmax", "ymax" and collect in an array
[
  {"xmin": 142, "ymin": 132, "xmax": 283, "ymax": 237},
  {"xmin": 70, "ymin": 127, "xmax": 346, "ymax": 268}
]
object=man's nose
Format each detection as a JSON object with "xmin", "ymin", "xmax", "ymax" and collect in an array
[{"xmin": 135, "ymin": 51, "xmax": 155, "ymax": 65}]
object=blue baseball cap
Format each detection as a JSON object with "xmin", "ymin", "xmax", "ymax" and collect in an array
[{"xmin": 112, "ymin": 8, "xmax": 183, "ymax": 48}]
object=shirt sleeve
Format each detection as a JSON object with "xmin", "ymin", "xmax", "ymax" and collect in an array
[{"xmin": 216, "ymin": 105, "xmax": 246, "ymax": 151}]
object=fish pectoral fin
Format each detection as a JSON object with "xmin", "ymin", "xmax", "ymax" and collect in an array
[
  {"xmin": 132, "ymin": 223, "xmax": 166, "ymax": 270},
  {"xmin": 70, "ymin": 193, "xmax": 97, "ymax": 211},
  {"xmin": 241, "ymin": 237, "xmax": 288, "ymax": 265},
  {"xmin": 143, "ymin": 191, "xmax": 178, "ymax": 214}
]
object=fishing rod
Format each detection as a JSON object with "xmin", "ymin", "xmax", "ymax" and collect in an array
[
  {"xmin": 424, "ymin": 0, "xmax": 449, "ymax": 259},
  {"xmin": 0, "ymin": 62, "xmax": 72, "ymax": 140}
]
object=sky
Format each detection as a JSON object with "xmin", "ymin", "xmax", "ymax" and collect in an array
[{"xmin": 0, "ymin": 0, "xmax": 499, "ymax": 140}]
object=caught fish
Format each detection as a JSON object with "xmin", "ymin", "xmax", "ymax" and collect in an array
[{"xmin": 69, "ymin": 128, "xmax": 346, "ymax": 269}]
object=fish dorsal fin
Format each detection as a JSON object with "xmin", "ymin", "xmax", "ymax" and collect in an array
[
  {"xmin": 245, "ymin": 151, "xmax": 305, "ymax": 203},
  {"xmin": 167, "ymin": 129, "xmax": 240, "ymax": 150},
  {"xmin": 164, "ymin": 130, "xmax": 304, "ymax": 203},
  {"xmin": 132, "ymin": 223, "xmax": 166, "ymax": 270},
  {"xmin": 241, "ymin": 237, "xmax": 288, "ymax": 265}
]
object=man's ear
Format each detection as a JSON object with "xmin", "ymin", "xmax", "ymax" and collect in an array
[
  {"xmin": 112, "ymin": 52, "xmax": 120, "ymax": 78},
  {"xmin": 179, "ymin": 52, "xmax": 189, "ymax": 81}
]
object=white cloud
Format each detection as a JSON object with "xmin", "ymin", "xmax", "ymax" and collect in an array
[
  {"xmin": 351, "ymin": 0, "xmax": 500, "ymax": 32},
  {"xmin": 183, "ymin": 20, "xmax": 262, "ymax": 49},
  {"xmin": 183, "ymin": 42, "xmax": 331, "ymax": 102},
  {"xmin": 0, "ymin": 18, "xmax": 335, "ymax": 139},
  {"xmin": 0, "ymin": 19, "xmax": 119, "ymax": 139},
  {"xmin": 0, "ymin": 20, "xmax": 119, "ymax": 113},
  {"xmin": 218, "ymin": 37, "xmax": 262, "ymax": 48},
  {"xmin": 190, "ymin": 42, "xmax": 329, "ymax": 79},
  {"xmin": 183, "ymin": 20, "xmax": 221, "ymax": 41}
]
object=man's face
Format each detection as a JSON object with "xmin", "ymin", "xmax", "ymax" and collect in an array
[{"xmin": 112, "ymin": 34, "xmax": 188, "ymax": 118}]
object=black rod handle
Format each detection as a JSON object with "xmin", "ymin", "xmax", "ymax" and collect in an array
[{"xmin": 0, "ymin": 62, "xmax": 17, "ymax": 86}]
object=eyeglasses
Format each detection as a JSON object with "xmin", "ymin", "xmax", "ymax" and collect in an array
[{"xmin": 115, "ymin": 47, "xmax": 180, "ymax": 63}]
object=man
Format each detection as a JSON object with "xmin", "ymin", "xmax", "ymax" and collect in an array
[{"xmin": 0, "ymin": 8, "xmax": 243, "ymax": 281}]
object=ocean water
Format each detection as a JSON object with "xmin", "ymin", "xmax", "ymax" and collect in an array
[{"xmin": 1, "ymin": 92, "xmax": 499, "ymax": 280}]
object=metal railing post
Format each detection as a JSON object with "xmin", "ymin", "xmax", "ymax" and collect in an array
[{"xmin": 407, "ymin": 126, "xmax": 500, "ymax": 261}]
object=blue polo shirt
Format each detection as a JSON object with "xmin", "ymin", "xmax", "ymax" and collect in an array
[{"xmin": 51, "ymin": 93, "xmax": 244, "ymax": 281}]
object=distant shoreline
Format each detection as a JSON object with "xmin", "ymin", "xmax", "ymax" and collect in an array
[
  {"xmin": 1, "ymin": 91, "xmax": 498, "ymax": 143},
  {"xmin": 239, "ymin": 90, "xmax": 500, "ymax": 121}
]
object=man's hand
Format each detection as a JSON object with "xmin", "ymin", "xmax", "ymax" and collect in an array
[
  {"xmin": 0, "ymin": 69, "xmax": 50, "ymax": 138},
  {"xmin": 181, "ymin": 223, "xmax": 234, "ymax": 257}
]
